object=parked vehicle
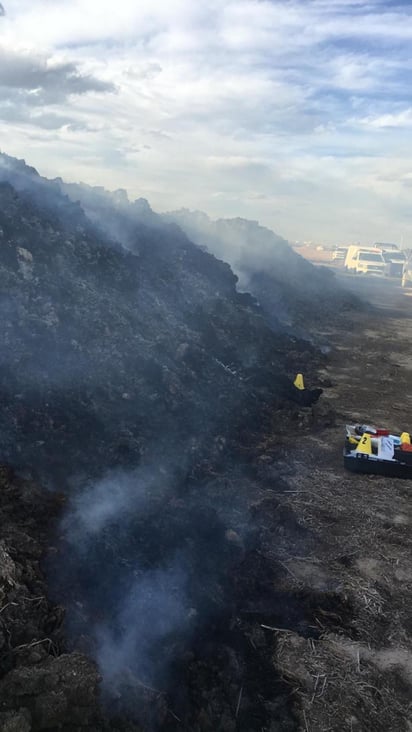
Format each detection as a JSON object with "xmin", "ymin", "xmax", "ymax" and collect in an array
[
  {"xmin": 374, "ymin": 242, "xmax": 399, "ymax": 251},
  {"xmin": 344, "ymin": 246, "xmax": 385, "ymax": 275},
  {"xmin": 381, "ymin": 250, "xmax": 405, "ymax": 277},
  {"xmin": 402, "ymin": 251, "xmax": 412, "ymax": 287},
  {"xmin": 332, "ymin": 246, "xmax": 348, "ymax": 261}
]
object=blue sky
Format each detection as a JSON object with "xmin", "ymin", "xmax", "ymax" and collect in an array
[{"xmin": 1, "ymin": 0, "xmax": 412, "ymax": 244}]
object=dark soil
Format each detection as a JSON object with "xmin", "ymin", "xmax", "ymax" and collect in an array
[
  {"xmin": 0, "ymin": 465, "xmax": 102, "ymax": 731},
  {"xmin": 3, "ymin": 155, "xmax": 409, "ymax": 732}
]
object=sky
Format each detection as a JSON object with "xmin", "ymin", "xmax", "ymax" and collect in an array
[{"xmin": 1, "ymin": 0, "xmax": 412, "ymax": 245}]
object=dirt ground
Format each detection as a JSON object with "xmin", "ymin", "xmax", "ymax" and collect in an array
[
  {"xmin": 292, "ymin": 245, "xmax": 334, "ymax": 264},
  {"xmin": 1, "ymin": 258, "xmax": 410, "ymax": 732},
  {"xmin": 272, "ymin": 273, "xmax": 412, "ymax": 731}
]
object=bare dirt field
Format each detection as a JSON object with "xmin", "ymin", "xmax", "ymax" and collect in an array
[
  {"xmin": 292, "ymin": 245, "xmax": 338, "ymax": 266},
  {"xmin": 273, "ymin": 273, "xmax": 412, "ymax": 731}
]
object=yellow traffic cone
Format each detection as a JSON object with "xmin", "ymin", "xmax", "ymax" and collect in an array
[
  {"xmin": 293, "ymin": 373, "xmax": 305, "ymax": 390},
  {"xmin": 356, "ymin": 433, "xmax": 373, "ymax": 455},
  {"xmin": 400, "ymin": 432, "xmax": 411, "ymax": 444}
]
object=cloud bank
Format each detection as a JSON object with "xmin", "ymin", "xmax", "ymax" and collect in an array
[{"xmin": 1, "ymin": 0, "xmax": 412, "ymax": 244}]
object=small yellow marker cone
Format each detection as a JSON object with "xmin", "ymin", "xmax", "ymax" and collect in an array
[
  {"xmin": 293, "ymin": 373, "xmax": 305, "ymax": 390},
  {"xmin": 400, "ymin": 432, "xmax": 411, "ymax": 444},
  {"xmin": 356, "ymin": 433, "xmax": 373, "ymax": 455}
]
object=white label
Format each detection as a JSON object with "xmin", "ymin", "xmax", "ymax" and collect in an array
[{"xmin": 378, "ymin": 436, "xmax": 394, "ymax": 461}]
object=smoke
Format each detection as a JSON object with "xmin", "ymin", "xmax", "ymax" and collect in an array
[
  {"xmin": 0, "ymin": 155, "xmax": 275, "ymax": 491},
  {"xmin": 54, "ymin": 458, "xmax": 251, "ymax": 715},
  {"xmin": 57, "ymin": 465, "xmax": 192, "ymax": 692},
  {"xmin": 1, "ymin": 153, "xmax": 318, "ymax": 727},
  {"xmin": 0, "ymin": 152, "xmax": 95, "ymax": 239},
  {"xmin": 161, "ymin": 209, "xmax": 341, "ymax": 333},
  {"xmin": 96, "ymin": 564, "xmax": 189, "ymax": 691},
  {"xmin": 62, "ymin": 465, "xmax": 174, "ymax": 549},
  {"xmin": 161, "ymin": 209, "xmax": 291, "ymax": 286},
  {"xmin": 0, "ymin": 4, "xmax": 4, "ymax": 17}
]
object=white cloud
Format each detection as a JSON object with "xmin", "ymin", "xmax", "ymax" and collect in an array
[
  {"xmin": 359, "ymin": 108, "xmax": 412, "ymax": 129},
  {"xmin": 1, "ymin": 0, "xmax": 412, "ymax": 244}
]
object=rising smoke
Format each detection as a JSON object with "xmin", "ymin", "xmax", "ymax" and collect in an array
[
  {"xmin": 1, "ymin": 153, "xmax": 315, "ymax": 728},
  {"xmin": 48, "ymin": 174, "xmax": 342, "ymax": 331},
  {"xmin": 161, "ymin": 208, "xmax": 339, "ymax": 331},
  {"xmin": 52, "ymin": 456, "xmax": 252, "ymax": 722},
  {"xmin": 59, "ymin": 466, "xmax": 193, "ymax": 700},
  {"xmin": 96, "ymin": 563, "xmax": 189, "ymax": 692}
]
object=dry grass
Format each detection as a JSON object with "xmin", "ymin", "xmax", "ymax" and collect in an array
[{"xmin": 265, "ymin": 288, "xmax": 412, "ymax": 731}]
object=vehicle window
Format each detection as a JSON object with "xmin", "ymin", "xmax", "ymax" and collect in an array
[
  {"xmin": 358, "ymin": 253, "xmax": 384, "ymax": 262},
  {"xmin": 387, "ymin": 254, "xmax": 405, "ymax": 262}
]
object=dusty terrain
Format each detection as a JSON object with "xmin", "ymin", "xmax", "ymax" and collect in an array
[
  {"xmin": 1, "ymin": 271, "xmax": 410, "ymax": 732},
  {"xmin": 0, "ymin": 154, "xmax": 410, "ymax": 730},
  {"xmin": 272, "ymin": 274, "xmax": 412, "ymax": 731}
]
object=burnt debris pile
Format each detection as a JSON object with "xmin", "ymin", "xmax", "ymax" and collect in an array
[
  {"xmin": 161, "ymin": 210, "xmax": 354, "ymax": 331},
  {"xmin": 0, "ymin": 153, "xmax": 322, "ymax": 483},
  {"xmin": 0, "ymin": 464, "xmax": 102, "ymax": 731},
  {"xmin": 0, "ymin": 153, "xmax": 339, "ymax": 730},
  {"xmin": 51, "ymin": 174, "xmax": 354, "ymax": 331}
]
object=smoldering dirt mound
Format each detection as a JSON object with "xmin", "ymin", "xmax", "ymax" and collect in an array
[
  {"xmin": 50, "ymin": 459, "xmax": 349, "ymax": 732},
  {"xmin": 0, "ymin": 464, "xmax": 102, "ymax": 731},
  {"xmin": 0, "ymin": 172, "xmax": 320, "ymax": 485},
  {"xmin": 0, "ymin": 155, "xmax": 344, "ymax": 730},
  {"xmin": 0, "ymin": 456, "xmax": 358, "ymax": 732},
  {"xmin": 161, "ymin": 209, "xmax": 357, "ymax": 331},
  {"xmin": 47, "ymin": 167, "xmax": 356, "ymax": 332}
]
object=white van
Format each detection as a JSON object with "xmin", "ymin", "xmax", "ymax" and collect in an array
[
  {"xmin": 344, "ymin": 246, "xmax": 385, "ymax": 275},
  {"xmin": 374, "ymin": 242, "xmax": 399, "ymax": 251}
]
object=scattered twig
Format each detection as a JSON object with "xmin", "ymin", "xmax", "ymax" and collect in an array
[
  {"xmin": 235, "ymin": 686, "xmax": 243, "ymax": 718},
  {"xmin": 0, "ymin": 602, "xmax": 18, "ymax": 614},
  {"xmin": 303, "ymin": 709, "xmax": 310, "ymax": 731},
  {"xmin": 260, "ymin": 624, "xmax": 291, "ymax": 633},
  {"xmin": 12, "ymin": 637, "xmax": 55, "ymax": 653},
  {"xmin": 168, "ymin": 709, "xmax": 182, "ymax": 723},
  {"xmin": 282, "ymin": 490, "xmax": 315, "ymax": 494},
  {"xmin": 21, "ymin": 596, "xmax": 46, "ymax": 603},
  {"xmin": 134, "ymin": 678, "xmax": 165, "ymax": 696},
  {"xmin": 309, "ymin": 638, "xmax": 317, "ymax": 652},
  {"xmin": 310, "ymin": 674, "xmax": 320, "ymax": 704},
  {"xmin": 279, "ymin": 560, "xmax": 299, "ymax": 581}
]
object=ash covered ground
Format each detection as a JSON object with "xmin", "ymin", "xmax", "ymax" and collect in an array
[{"xmin": 0, "ymin": 153, "xmax": 357, "ymax": 731}]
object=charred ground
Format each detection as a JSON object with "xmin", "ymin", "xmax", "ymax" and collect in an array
[
  {"xmin": 1, "ymin": 155, "xmax": 409, "ymax": 732},
  {"xmin": 0, "ymin": 156, "xmax": 330, "ymax": 731}
]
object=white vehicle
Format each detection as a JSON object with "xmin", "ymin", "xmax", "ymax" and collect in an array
[
  {"xmin": 344, "ymin": 246, "xmax": 385, "ymax": 275},
  {"xmin": 374, "ymin": 242, "xmax": 399, "ymax": 252},
  {"xmin": 381, "ymin": 250, "xmax": 405, "ymax": 261},
  {"xmin": 381, "ymin": 249, "xmax": 405, "ymax": 277},
  {"xmin": 332, "ymin": 246, "xmax": 348, "ymax": 261},
  {"xmin": 402, "ymin": 251, "xmax": 412, "ymax": 287}
]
